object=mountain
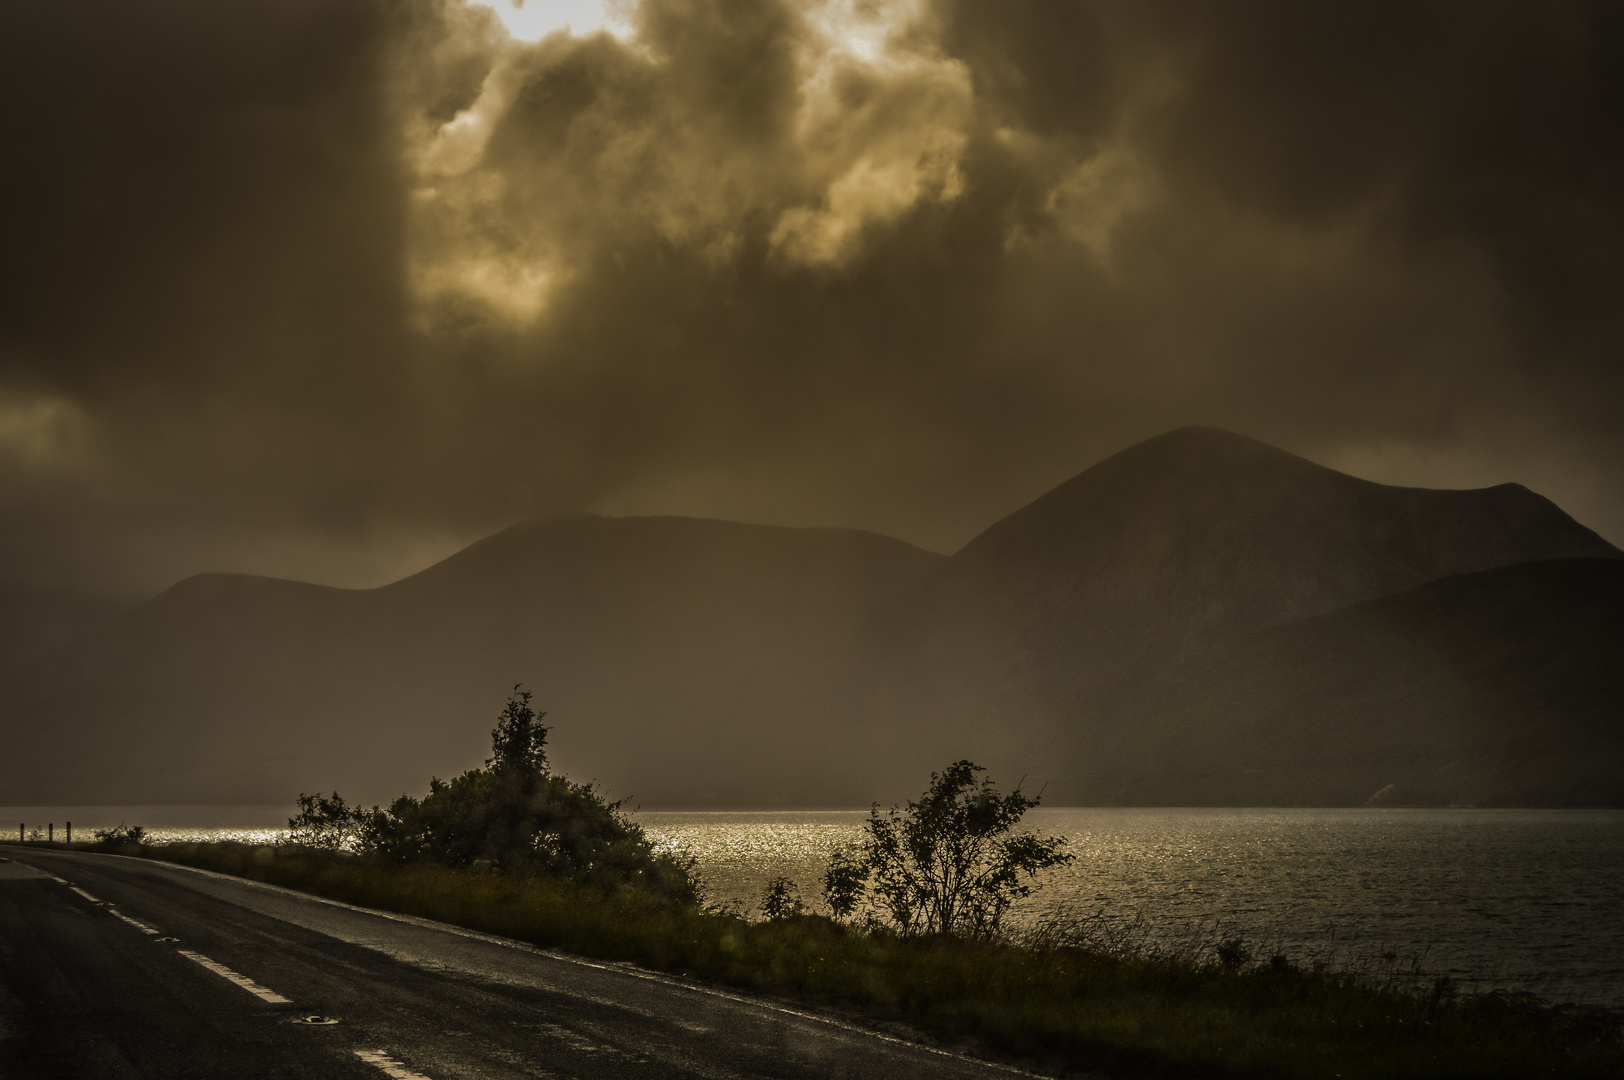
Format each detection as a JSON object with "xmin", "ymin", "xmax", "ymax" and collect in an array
[
  {"xmin": 896, "ymin": 426, "xmax": 1618, "ymax": 679},
  {"xmin": 1078, "ymin": 557, "xmax": 1624, "ymax": 806},
  {"xmin": 858, "ymin": 427, "xmax": 1622, "ymax": 791},
  {"xmin": 0, "ymin": 586, "xmax": 129, "ymax": 679},
  {"xmin": 0, "ymin": 516, "xmax": 942, "ymax": 806},
  {"xmin": 2, "ymin": 428, "xmax": 1620, "ymax": 808}
]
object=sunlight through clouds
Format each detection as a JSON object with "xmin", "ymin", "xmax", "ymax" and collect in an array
[
  {"xmin": 7, "ymin": 0, "xmax": 1624, "ymax": 595},
  {"xmin": 771, "ymin": 0, "xmax": 972, "ymax": 267},
  {"xmin": 468, "ymin": 0, "xmax": 633, "ymax": 42},
  {"xmin": 406, "ymin": 0, "xmax": 975, "ymax": 326},
  {"xmin": 804, "ymin": 0, "xmax": 906, "ymax": 64}
]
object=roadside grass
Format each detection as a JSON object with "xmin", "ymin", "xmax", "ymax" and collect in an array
[{"xmin": 14, "ymin": 839, "xmax": 1622, "ymax": 1080}]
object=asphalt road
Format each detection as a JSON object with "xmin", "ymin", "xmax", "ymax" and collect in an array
[{"xmin": 0, "ymin": 849, "xmax": 1033, "ymax": 1080}]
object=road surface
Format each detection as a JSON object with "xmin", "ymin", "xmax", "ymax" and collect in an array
[{"xmin": 0, "ymin": 849, "xmax": 1033, "ymax": 1080}]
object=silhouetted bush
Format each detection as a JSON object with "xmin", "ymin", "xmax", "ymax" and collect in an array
[
  {"xmin": 821, "ymin": 759, "xmax": 1071, "ymax": 939},
  {"xmin": 91, "ymin": 823, "xmax": 146, "ymax": 845},
  {"xmin": 297, "ymin": 686, "xmax": 698, "ymax": 903},
  {"xmin": 1217, "ymin": 937, "xmax": 1253, "ymax": 972},
  {"xmin": 758, "ymin": 876, "xmax": 804, "ymax": 921},
  {"xmin": 121, "ymin": 839, "xmax": 1624, "ymax": 1080},
  {"xmin": 287, "ymin": 792, "xmax": 360, "ymax": 849}
]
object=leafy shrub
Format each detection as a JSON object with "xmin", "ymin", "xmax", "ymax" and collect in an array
[
  {"xmin": 758, "ymin": 876, "xmax": 804, "ymax": 921},
  {"xmin": 91, "ymin": 823, "xmax": 146, "ymax": 845},
  {"xmin": 296, "ymin": 686, "xmax": 699, "ymax": 903},
  {"xmin": 288, "ymin": 792, "xmax": 361, "ymax": 849},
  {"xmin": 1217, "ymin": 937, "xmax": 1253, "ymax": 971},
  {"xmin": 821, "ymin": 759, "xmax": 1071, "ymax": 938},
  {"xmin": 821, "ymin": 847, "xmax": 866, "ymax": 918}
]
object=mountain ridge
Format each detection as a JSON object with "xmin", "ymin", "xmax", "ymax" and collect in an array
[
  {"xmin": 913, "ymin": 425, "xmax": 1617, "ymax": 665},
  {"xmin": 1077, "ymin": 556, "xmax": 1624, "ymax": 806},
  {"xmin": 1, "ymin": 516, "xmax": 944, "ymax": 806},
  {"xmin": 857, "ymin": 426, "xmax": 1621, "ymax": 781},
  {"xmin": 2, "ymin": 428, "xmax": 1618, "ymax": 807}
]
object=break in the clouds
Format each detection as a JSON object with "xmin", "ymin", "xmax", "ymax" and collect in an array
[{"xmin": 0, "ymin": 0, "xmax": 1621, "ymax": 594}]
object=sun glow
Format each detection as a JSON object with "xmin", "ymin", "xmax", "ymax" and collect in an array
[
  {"xmin": 468, "ymin": 0, "xmax": 632, "ymax": 42},
  {"xmin": 805, "ymin": 0, "xmax": 918, "ymax": 64}
]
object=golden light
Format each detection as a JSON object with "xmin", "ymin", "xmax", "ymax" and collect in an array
[{"xmin": 467, "ymin": 0, "xmax": 632, "ymax": 42}]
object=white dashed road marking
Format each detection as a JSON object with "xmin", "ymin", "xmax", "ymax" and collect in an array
[
  {"xmin": 354, "ymin": 1049, "xmax": 435, "ymax": 1078},
  {"xmin": 109, "ymin": 908, "xmax": 160, "ymax": 934},
  {"xmin": 69, "ymin": 885, "xmax": 102, "ymax": 903},
  {"xmin": 177, "ymin": 950, "xmax": 293, "ymax": 1004}
]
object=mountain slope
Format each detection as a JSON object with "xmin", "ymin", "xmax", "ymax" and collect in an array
[
  {"xmin": 909, "ymin": 426, "xmax": 1619, "ymax": 676},
  {"xmin": 3, "ymin": 429, "xmax": 1620, "ymax": 809},
  {"xmin": 0, "ymin": 587, "xmax": 129, "ymax": 679},
  {"xmin": 866, "ymin": 427, "xmax": 1620, "ymax": 763},
  {"xmin": 1, "ymin": 516, "xmax": 943, "ymax": 806},
  {"xmin": 1079, "ymin": 557, "xmax": 1624, "ymax": 806}
]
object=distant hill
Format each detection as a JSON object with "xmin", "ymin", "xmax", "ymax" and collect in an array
[
  {"xmin": 1, "ymin": 429, "xmax": 1619, "ymax": 808},
  {"xmin": 0, "ymin": 516, "xmax": 942, "ymax": 806},
  {"xmin": 857, "ymin": 427, "xmax": 1622, "ymax": 791},
  {"xmin": 0, "ymin": 587, "xmax": 128, "ymax": 679},
  {"xmin": 1073, "ymin": 558, "xmax": 1624, "ymax": 806},
  {"xmin": 891, "ymin": 426, "xmax": 1618, "ymax": 681}
]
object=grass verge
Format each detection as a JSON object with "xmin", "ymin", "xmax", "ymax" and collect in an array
[{"xmin": 15, "ymin": 839, "xmax": 1622, "ymax": 1080}]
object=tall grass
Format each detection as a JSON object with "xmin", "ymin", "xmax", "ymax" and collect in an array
[{"xmin": 30, "ymin": 839, "xmax": 1624, "ymax": 1080}]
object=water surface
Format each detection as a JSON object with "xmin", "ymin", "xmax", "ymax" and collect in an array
[
  {"xmin": 9, "ymin": 805, "xmax": 1620, "ymax": 1007},
  {"xmin": 645, "ymin": 807, "xmax": 1624, "ymax": 1007}
]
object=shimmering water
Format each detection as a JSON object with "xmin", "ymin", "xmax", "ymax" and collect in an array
[
  {"xmin": 646, "ymin": 807, "xmax": 1624, "ymax": 1007},
  {"xmin": 9, "ymin": 805, "xmax": 1621, "ymax": 1007},
  {"xmin": 2, "ymin": 805, "xmax": 290, "ymax": 846}
]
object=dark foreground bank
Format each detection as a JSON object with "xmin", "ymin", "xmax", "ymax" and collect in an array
[
  {"xmin": 8, "ymin": 839, "xmax": 1620, "ymax": 1080},
  {"xmin": 0, "ymin": 847, "xmax": 1013, "ymax": 1080}
]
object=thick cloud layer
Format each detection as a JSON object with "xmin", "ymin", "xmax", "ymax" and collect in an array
[{"xmin": 1, "ymin": 0, "xmax": 1621, "ymax": 594}]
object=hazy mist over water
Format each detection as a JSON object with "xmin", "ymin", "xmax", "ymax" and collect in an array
[{"xmin": 16, "ymin": 805, "xmax": 1619, "ymax": 1007}]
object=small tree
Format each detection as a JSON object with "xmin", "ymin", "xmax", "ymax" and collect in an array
[
  {"xmin": 488, "ymin": 685, "xmax": 549, "ymax": 778},
  {"xmin": 330, "ymin": 685, "xmax": 701, "ymax": 904},
  {"xmin": 288, "ymin": 792, "xmax": 360, "ymax": 849},
  {"xmin": 821, "ymin": 847, "xmax": 867, "ymax": 920},
  {"xmin": 822, "ymin": 759, "xmax": 1072, "ymax": 939},
  {"xmin": 758, "ymin": 876, "xmax": 805, "ymax": 921}
]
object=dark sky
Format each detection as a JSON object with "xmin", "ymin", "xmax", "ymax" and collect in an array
[{"xmin": 2, "ymin": 0, "xmax": 1621, "ymax": 596}]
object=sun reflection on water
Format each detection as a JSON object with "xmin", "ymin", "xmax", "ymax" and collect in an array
[{"xmin": 9, "ymin": 805, "xmax": 1621, "ymax": 1007}]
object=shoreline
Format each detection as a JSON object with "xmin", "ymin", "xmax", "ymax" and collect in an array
[{"xmin": 6, "ymin": 838, "xmax": 1621, "ymax": 1079}]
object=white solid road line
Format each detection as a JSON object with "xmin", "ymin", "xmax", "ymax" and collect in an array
[
  {"xmin": 354, "ymin": 1049, "xmax": 435, "ymax": 1079},
  {"xmin": 69, "ymin": 885, "xmax": 102, "ymax": 903},
  {"xmin": 108, "ymin": 908, "xmax": 161, "ymax": 934},
  {"xmin": 177, "ymin": 949, "xmax": 293, "ymax": 1004}
]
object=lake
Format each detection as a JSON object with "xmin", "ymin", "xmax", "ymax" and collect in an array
[{"xmin": 8, "ymin": 805, "xmax": 1621, "ymax": 1008}]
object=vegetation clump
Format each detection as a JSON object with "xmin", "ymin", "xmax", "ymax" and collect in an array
[
  {"xmin": 104, "ymin": 837, "xmax": 1622, "ymax": 1080},
  {"xmin": 13, "ymin": 711, "xmax": 1614, "ymax": 1079},
  {"xmin": 821, "ymin": 759, "xmax": 1072, "ymax": 938},
  {"xmin": 757, "ymin": 876, "xmax": 805, "ymax": 921},
  {"xmin": 286, "ymin": 793, "xmax": 357, "ymax": 849},
  {"xmin": 289, "ymin": 686, "xmax": 698, "ymax": 903},
  {"xmin": 90, "ymin": 823, "xmax": 147, "ymax": 847}
]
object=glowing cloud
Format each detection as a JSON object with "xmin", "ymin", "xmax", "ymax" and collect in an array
[
  {"xmin": 468, "ymin": 0, "xmax": 632, "ymax": 42},
  {"xmin": 770, "ymin": 0, "xmax": 973, "ymax": 266}
]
